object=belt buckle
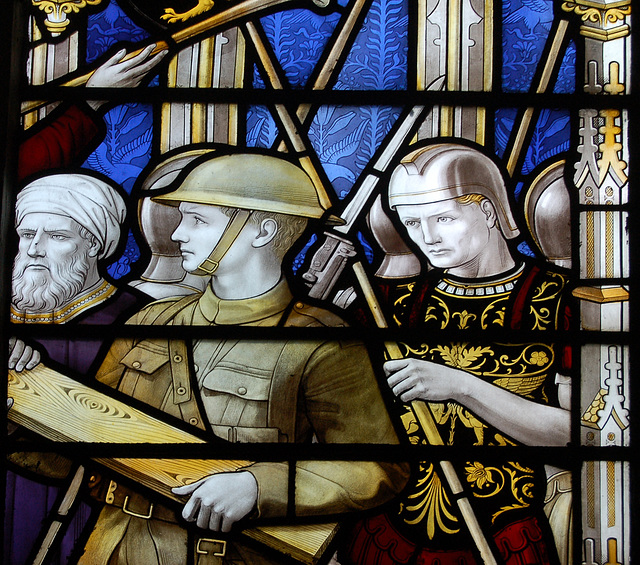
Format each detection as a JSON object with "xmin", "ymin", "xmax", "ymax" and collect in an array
[
  {"xmin": 122, "ymin": 495, "xmax": 154, "ymax": 519},
  {"xmin": 197, "ymin": 538, "xmax": 227, "ymax": 557}
]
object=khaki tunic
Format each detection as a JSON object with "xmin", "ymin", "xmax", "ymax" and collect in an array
[{"xmin": 80, "ymin": 281, "xmax": 407, "ymax": 565}]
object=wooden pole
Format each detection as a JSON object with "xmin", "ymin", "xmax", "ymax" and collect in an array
[
  {"xmin": 20, "ymin": 0, "xmax": 313, "ymax": 114},
  {"xmin": 505, "ymin": 20, "xmax": 569, "ymax": 176},
  {"xmin": 352, "ymin": 261, "xmax": 499, "ymax": 565}
]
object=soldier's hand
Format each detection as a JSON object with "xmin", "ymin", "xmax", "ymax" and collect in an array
[
  {"xmin": 8, "ymin": 337, "xmax": 41, "ymax": 372},
  {"xmin": 172, "ymin": 471, "xmax": 258, "ymax": 532}
]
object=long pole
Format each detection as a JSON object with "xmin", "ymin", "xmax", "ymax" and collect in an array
[
  {"xmin": 352, "ymin": 262, "xmax": 499, "ymax": 565},
  {"xmin": 20, "ymin": 0, "xmax": 317, "ymax": 114}
]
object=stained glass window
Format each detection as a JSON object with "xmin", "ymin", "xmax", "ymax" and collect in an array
[{"xmin": 1, "ymin": 0, "xmax": 634, "ymax": 564}]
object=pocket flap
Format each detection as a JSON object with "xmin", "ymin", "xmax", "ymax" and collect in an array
[
  {"xmin": 120, "ymin": 342, "xmax": 170, "ymax": 374},
  {"xmin": 202, "ymin": 363, "xmax": 271, "ymax": 401}
]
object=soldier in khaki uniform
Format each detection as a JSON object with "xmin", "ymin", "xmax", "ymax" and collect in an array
[{"xmin": 80, "ymin": 152, "xmax": 408, "ymax": 565}]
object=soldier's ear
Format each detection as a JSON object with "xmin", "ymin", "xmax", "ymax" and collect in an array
[
  {"xmin": 480, "ymin": 199, "xmax": 498, "ymax": 229},
  {"xmin": 252, "ymin": 218, "xmax": 278, "ymax": 248}
]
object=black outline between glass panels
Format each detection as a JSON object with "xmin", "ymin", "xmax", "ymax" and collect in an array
[{"xmin": 0, "ymin": 0, "xmax": 637, "ymax": 563}]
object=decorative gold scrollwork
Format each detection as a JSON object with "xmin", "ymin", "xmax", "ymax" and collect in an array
[
  {"xmin": 32, "ymin": 0, "xmax": 102, "ymax": 37},
  {"xmin": 465, "ymin": 461, "xmax": 536, "ymax": 523},
  {"xmin": 561, "ymin": 1, "xmax": 631, "ymax": 27},
  {"xmin": 402, "ymin": 463, "xmax": 460, "ymax": 537}
]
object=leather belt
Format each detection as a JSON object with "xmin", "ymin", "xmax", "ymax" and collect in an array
[
  {"xmin": 96, "ymin": 480, "xmax": 178, "ymax": 522},
  {"xmin": 197, "ymin": 538, "xmax": 227, "ymax": 557},
  {"xmin": 93, "ymin": 479, "xmax": 241, "ymax": 564},
  {"xmin": 210, "ymin": 424, "xmax": 281, "ymax": 443}
]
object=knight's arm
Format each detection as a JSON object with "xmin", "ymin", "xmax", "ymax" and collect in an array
[{"xmin": 386, "ymin": 358, "xmax": 571, "ymax": 446}]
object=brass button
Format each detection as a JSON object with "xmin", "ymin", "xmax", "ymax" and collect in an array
[
  {"xmin": 132, "ymin": 361, "xmax": 141, "ymax": 369},
  {"xmin": 189, "ymin": 417, "xmax": 199, "ymax": 426},
  {"xmin": 173, "ymin": 354, "xmax": 183, "ymax": 363},
  {"xmin": 295, "ymin": 302, "xmax": 304, "ymax": 309},
  {"xmin": 176, "ymin": 386, "xmax": 187, "ymax": 395},
  {"xmin": 237, "ymin": 387, "xmax": 247, "ymax": 395}
]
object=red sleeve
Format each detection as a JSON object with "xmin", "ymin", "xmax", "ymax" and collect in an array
[
  {"xmin": 561, "ymin": 304, "xmax": 572, "ymax": 372},
  {"xmin": 18, "ymin": 104, "xmax": 101, "ymax": 180}
]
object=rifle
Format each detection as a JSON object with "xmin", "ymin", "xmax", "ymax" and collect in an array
[
  {"xmin": 301, "ymin": 101, "xmax": 440, "ymax": 300},
  {"xmin": 19, "ymin": 5, "xmax": 379, "ymax": 562},
  {"xmin": 298, "ymin": 17, "xmax": 573, "ymax": 564},
  {"xmin": 297, "ymin": 93, "xmax": 501, "ymax": 561},
  {"xmin": 301, "ymin": 17, "xmax": 572, "ymax": 301}
]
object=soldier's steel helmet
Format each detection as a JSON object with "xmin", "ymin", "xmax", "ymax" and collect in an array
[
  {"xmin": 389, "ymin": 144, "xmax": 520, "ymax": 239},
  {"xmin": 152, "ymin": 153, "xmax": 326, "ymax": 219}
]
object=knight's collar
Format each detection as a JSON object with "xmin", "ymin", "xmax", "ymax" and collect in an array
[{"xmin": 436, "ymin": 263, "xmax": 525, "ymax": 297}]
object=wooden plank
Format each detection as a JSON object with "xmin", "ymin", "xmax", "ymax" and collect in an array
[
  {"xmin": 8, "ymin": 365, "xmax": 337, "ymax": 564},
  {"xmin": 8, "ymin": 365, "xmax": 208, "ymax": 444}
]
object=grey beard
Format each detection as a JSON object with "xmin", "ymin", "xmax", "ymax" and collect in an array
[{"xmin": 11, "ymin": 251, "xmax": 91, "ymax": 313}]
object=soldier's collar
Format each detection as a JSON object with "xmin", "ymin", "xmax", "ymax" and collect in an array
[{"xmin": 197, "ymin": 279, "xmax": 293, "ymax": 325}]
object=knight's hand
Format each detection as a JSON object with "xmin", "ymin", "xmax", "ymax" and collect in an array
[
  {"xmin": 172, "ymin": 471, "xmax": 258, "ymax": 532},
  {"xmin": 8, "ymin": 337, "xmax": 41, "ymax": 372},
  {"xmin": 86, "ymin": 44, "xmax": 167, "ymax": 110},
  {"xmin": 384, "ymin": 358, "xmax": 466, "ymax": 403},
  {"xmin": 87, "ymin": 44, "xmax": 167, "ymax": 89}
]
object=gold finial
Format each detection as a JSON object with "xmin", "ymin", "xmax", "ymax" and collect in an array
[{"xmin": 32, "ymin": 0, "xmax": 102, "ymax": 38}]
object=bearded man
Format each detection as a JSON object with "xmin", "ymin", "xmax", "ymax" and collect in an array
[
  {"xmin": 10, "ymin": 172, "xmax": 148, "ymax": 373},
  {"xmin": 7, "ymin": 173, "xmax": 149, "ymax": 565}
]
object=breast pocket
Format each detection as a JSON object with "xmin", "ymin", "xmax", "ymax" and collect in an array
[
  {"xmin": 202, "ymin": 361, "xmax": 271, "ymax": 400},
  {"xmin": 202, "ymin": 362, "xmax": 281, "ymax": 442},
  {"xmin": 120, "ymin": 341, "xmax": 170, "ymax": 374}
]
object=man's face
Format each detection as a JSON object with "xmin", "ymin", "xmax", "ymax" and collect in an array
[
  {"xmin": 396, "ymin": 199, "xmax": 492, "ymax": 272},
  {"xmin": 172, "ymin": 202, "xmax": 233, "ymax": 273},
  {"xmin": 12, "ymin": 213, "xmax": 96, "ymax": 312}
]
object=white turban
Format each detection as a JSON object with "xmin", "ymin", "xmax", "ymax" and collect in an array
[{"xmin": 15, "ymin": 174, "xmax": 127, "ymax": 260}]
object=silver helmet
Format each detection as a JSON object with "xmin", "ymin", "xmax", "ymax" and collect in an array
[
  {"xmin": 128, "ymin": 149, "xmax": 216, "ymax": 296},
  {"xmin": 389, "ymin": 143, "xmax": 520, "ymax": 239}
]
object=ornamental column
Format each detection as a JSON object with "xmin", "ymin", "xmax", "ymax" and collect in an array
[{"xmin": 561, "ymin": 0, "xmax": 632, "ymax": 563}]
